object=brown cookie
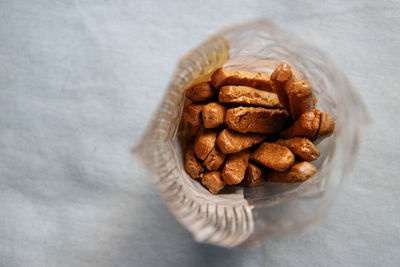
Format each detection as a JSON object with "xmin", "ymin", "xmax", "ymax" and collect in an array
[
  {"xmin": 211, "ymin": 68, "xmax": 272, "ymax": 91},
  {"xmin": 202, "ymin": 102, "xmax": 226, "ymax": 128},
  {"xmin": 251, "ymin": 142, "xmax": 295, "ymax": 171},
  {"xmin": 216, "ymin": 129, "xmax": 266, "ymax": 154},
  {"xmin": 275, "ymin": 137, "xmax": 320, "ymax": 161},
  {"xmin": 203, "ymin": 146, "xmax": 226, "ymax": 171},
  {"xmin": 184, "ymin": 147, "xmax": 205, "ymax": 179},
  {"xmin": 182, "ymin": 104, "xmax": 203, "ymax": 126},
  {"xmin": 243, "ymin": 163, "xmax": 265, "ymax": 187},
  {"xmin": 280, "ymin": 110, "xmax": 321, "ymax": 139},
  {"xmin": 268, "ymin": 161, "xmax": 317, "ymax": 183},
  {"xmin": 202, "ymin": 171, "xmax": 225, "ymax": 194},
  {"xmin": 286, "ymin": 80, "xmax": 316, "ymax": 120},
  {"xmin": 224, "ymin": 107, "xmax": 289, "ymax": 134},
  {"xmin": 221, "ymin": 150, "xmax": 251, "ymax": 185},
  {"xmin": 313, "ymin": 112, "xmax": 335, "ymax": 143},
  {"xmin": 270, "ymin": 63, "xmax": 295, "ymax": 111},
  {"xmin": 188, "ymin": 124, "xmax": 201, "ymax": 137},
  {"xmin": 219, "ymin": 85, "xmax": 281, "ymax": 108},
  {"xmin": 186, "ymin": 82, "xmax": 217, "ymax": 102},
  {"xmin": 193, "ymin": 130, "xmax": 217, "ymax": 160}
]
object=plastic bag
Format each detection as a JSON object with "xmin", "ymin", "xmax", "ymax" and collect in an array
[{"xmin": 133, "ymin": 20, "xmax": 369, "ymax": 247}]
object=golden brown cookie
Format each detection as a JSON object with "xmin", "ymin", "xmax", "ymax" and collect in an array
[
  {"xmin": 202, "ymin": 103, "xmax": 226, "ymax": 128},
  {"xmin": 202, "ymin": 171, "xmax": 225, "ymax": 194},
  {"xmin": 224, "ymin": 107, "xmax": 289, "ymax": 134},
  {"xmin": 216, "ymin": 129, "xmax": 266, "ymax": 154},
  {"xmin": 313, "ymin": 112, "xmax": 335, "ymax": 142},
  {"xmin": 251, "ymin": 142, "xmax": 295, "ymax": 171},
  {"xmin": 211, "ymin": 68, "xmax": 272, "ymax": 91},
  {"xmin": 286, "ymin": 80, "xmax": 316, "ymax": 120},
  {"xmin": 186, "ymin": 82, "xmax": 217, "ymax": 102},
  {"xmin": 203, "ymin": 146, "xmax": 226, "ymax": 171},
  {"xmin": 268, "ymin": 161, "xmax": 317, "ymax": 183},
  {"xmin": 193, "ymin": 130, "xmax": 217, "ymax": 160},
  {"xmin": 275, "ymin": 137, "xmax": 320, "ymax": 161},
  {"xmin": 184, "ymin": 147, "xmax": 205, "ymax": 179},
  {"xmin": 182, "ymin": 104, "xmax": 203, "ymax": 126},
  {"xmin": 221, "ymin": 150, "xmax": 251, "ymax": 185},
  {"xmin": 280, "ymin": 110, "xmax": 321, "ymax": 139},
  {"xmin": 219, "ymin": 85, "xmax": 281, "ymax": 108},
  {"xmin": 188, "ymin": 124, "xmax": 201, "ymax": 137},
  {"xmin": 243, "ymin": 163, "xmax": 265, "ymax": 186},
  {"xmin": 270, "ymin": 63, "xmax": 294, "ymax": 111}
]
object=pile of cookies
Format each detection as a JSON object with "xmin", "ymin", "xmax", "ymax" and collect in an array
[{"xmin": 183, "ymin": 63, "xmax": 335, "ymax": 194}]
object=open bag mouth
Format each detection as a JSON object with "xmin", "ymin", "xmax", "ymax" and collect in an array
[{"xmin": 133, "ymin": 20, "xmax": 370, "ymax": 248}]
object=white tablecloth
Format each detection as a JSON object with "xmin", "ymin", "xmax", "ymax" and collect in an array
[{"xmin": 1, "ymin": 1, "xmax": 399, "ymax": 266}]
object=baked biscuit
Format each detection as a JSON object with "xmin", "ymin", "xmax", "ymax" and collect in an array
[
  {"xmin": 286, "ymin": 80, "xmax": 316, "ymax": 120},
  {"xmin": 251, "ymin": 142, "xmax": 295, "ymax": 171},
  {"xmin": 202, "ymin": 171, "xmax": 225, "ymax": 194},
  {"xmin": 184, "ymin": 147, "xmax": 205, "ymax": 179},
  {"xmin": 186, "ymin": 82, "xmax": 217, "ymax": 102},
  {"xmin": 183, "ymin": 104, "xmax": 203, "ymax": 126},
  {"xmin": 313, "ymin": 112, "xmax": 335, "ymax": 142},
  {"xmin": 280, "ymin": 110, "xmax": 321, "ymax": 139},
  {"xmin": 203, "ymin": 146, "xmax": 226, "ymax": 171},
  {"xmin": 268, "ymin": 161, "xmax": 317, "ymax": 183},
  {"xmin": 221, "ymin": 150, "xmax": 251, "ymax": 185},
  {"xmin": 216, "ymin": 129, "xmax": 266, "ymax": 154},
  {"xmin": 243, "ymin": 163, "xmax": 265, "ymax": 186},
  {"xmin": 188, "ymin": 124, "xmax": 201, "ymax": 137},
  {"xmin": 275, "ymin": 137, "xmax": 320, "ymax": 161},
  {"xmin": 219, "ymin": 85, "xmax": 281, "ymax": 108},
  {"xmin": 211, "ymin": 68, "xmax": 272, "ymax": 91},
  {"xmin": 193, "ymin": 130, "xmax": 217, "ymax": 160},
  {"xmin": 202, "ymin": 103, "xmax": 226, "ymax": 128},
  {"xmin": 270, "ymin": 63, "xmax": 294, "ymax": 111},
  {"xmin": 224, "ymin": 107, "xmax": 289, "ymax": 134}
]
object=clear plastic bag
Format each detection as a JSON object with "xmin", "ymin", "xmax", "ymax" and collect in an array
[{"xmin": 133, "ymin": 20, "xmax": 369, "ymax": 247}]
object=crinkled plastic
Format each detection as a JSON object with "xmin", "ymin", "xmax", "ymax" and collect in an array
[{"xmin": 133, "ymin": 20, "xmax": 369, "ymax": 248}]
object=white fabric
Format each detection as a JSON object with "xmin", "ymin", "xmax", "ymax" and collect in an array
[{"xmin": 0, "ymin": 0, "xmax": 399, "ymax": 266}]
